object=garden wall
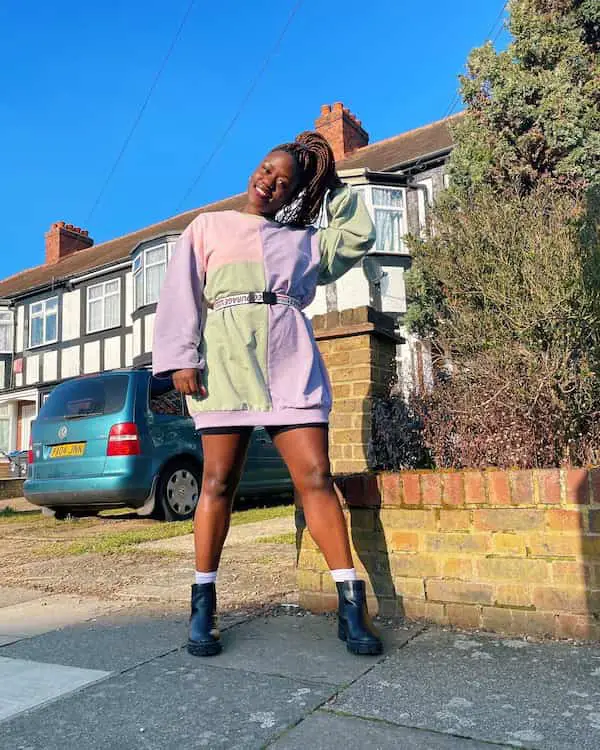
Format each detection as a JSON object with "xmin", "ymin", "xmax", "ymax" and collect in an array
[{"xmin": 296, "ymin": 468, "xmax": 600, "ymax": 641}]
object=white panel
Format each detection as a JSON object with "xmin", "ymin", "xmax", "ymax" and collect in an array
[
  {"xmin": 61, "ymin": 346, "xmax": 80, "ymax": 379},
  {"xmin": 16, "ymin": 306, "xmax": 24, "ymax": 354},
  {"xmin": 104, "ymin": 336, "xmax": 121, "ymax": 370},
  {"xmin": 61, "ymin": 289, "xmax": 81, "ymax": 341},
  {"xmin": 144, "ymin": 313, "xmax": 155, "ymax": 354},
  {"xmin": 25, "ymin": 354, "xmax": 40, "ymax": 385},
  {"xmin": 15, "ymin": 373, "xmax": 23, "ymax": 388},
  {"xmin": 43, "ymin": 350, "xmax": 58, "ymax": 382},
  {"xmin": 125, "ymin": 272, "xmax": 134, "ymax": 321},
  {"xmin": 133, "ymin": 319, "xmax": 141, "ymax": 358},
  {"xmin": 0, "ymin": 360, "xmax": 4, "ymax": 389},
  {"xmin": 83, "ymin": 341, "xmax": 100, "ymax": 374},
  {"xmin": 125, "ymin": 333, "xmax": 133, "ymax": 366},
  {"xmin": 336, "ymin": 267, "xmax": 370, "ymax": 312},
  {"xmin": 303, "ymin": 286, "xmax": 327, "ymax": 319},
  {"xmin": 380, "ymin": 265, "xmax": 406, "ymax": 314}
]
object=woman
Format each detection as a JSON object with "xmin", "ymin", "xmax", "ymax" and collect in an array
[{"xmin": 153, "ymin": 131, "xmax": 382, "ymax": 657}]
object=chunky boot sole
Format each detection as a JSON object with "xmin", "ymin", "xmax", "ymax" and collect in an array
[
  {"xmin": 338, "ymin": 622, "xmax": 383, "ymax": 656},
  {"xmin": 187, "ymin": 639, "xmax": 222, "ymax": 657}
]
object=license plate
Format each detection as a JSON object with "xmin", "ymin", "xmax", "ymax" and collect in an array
[{"xmin": 49, "ymin": 443, "xmax": 86, "ymax": 458}]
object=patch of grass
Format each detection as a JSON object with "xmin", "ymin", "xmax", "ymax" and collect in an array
[
  {"xmin": 37, "ymin": 522, "xmax": 193, "ymax": 556},
  {"xmin": 35, "ymin": 503, "xmax": 294, "ymax": 557},
  {"xmin": 230, "ymin": 504, "xmax": 294, "ymax": 527},
  {"xmin": 256, "ymin": 532, "xmax": 296, "ymax": 545},
  {"xmin": 0, "ymin": 507, "xmax": 43, "ymax": 522}
]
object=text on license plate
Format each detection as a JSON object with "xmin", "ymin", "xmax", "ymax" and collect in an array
[{"xmin": 50, "ymin": 443, "xmax": 86, "ymax": 458}]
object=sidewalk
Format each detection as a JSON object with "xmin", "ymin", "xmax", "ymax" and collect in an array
[{"xmin": 1, "ymin": 596, "xmax": 600, "ymax": 749}]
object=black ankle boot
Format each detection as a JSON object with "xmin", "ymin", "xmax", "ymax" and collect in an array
[
  {"xmin": 336, "ymin": 580, "xmax": 383, "ymax": 655},
  {"xmin": 188, "ymin": 583, "xmax": 222, "ymax": 657}
]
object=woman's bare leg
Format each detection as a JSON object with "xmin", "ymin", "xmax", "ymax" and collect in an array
[
  {"xmin": 272, "ymin": 426, "xmax": 353, "ymax": 570},
  {"xmin": 194, "ymin": 430, "xmax": 253, "ymax": 571}
]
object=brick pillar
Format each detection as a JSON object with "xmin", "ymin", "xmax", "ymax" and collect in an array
[{"xmin": 312, "ymin": 306, "xmax": 399, "ymax": 474}]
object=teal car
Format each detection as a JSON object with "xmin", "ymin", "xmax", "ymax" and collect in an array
[{"xmin": 24, "ymin": 369, "xmax": 292, "ymax": 521}]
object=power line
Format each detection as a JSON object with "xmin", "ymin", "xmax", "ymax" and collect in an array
[
  {"xmin": 175, "ymin": 0, "xmax": 304, "ymax": 213},
  {"xmin": 84, "ymin": 0, "xmax": 198, "ymax": 226},
  {"xmin": 441, "ymin": 0, "xmax": 509, "ymax": 120}
]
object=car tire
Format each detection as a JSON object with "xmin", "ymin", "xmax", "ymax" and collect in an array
[{"xmin": 154, "ymin": 458, "xmax": 202, "ymax": 522}]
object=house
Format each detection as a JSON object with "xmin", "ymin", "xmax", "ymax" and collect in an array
[{"xmin": 0, "ymin": 103, "xmax": 457, "ymax": 454}]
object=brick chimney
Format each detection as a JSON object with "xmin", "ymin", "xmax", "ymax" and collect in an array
[
  {"xmin": 45, "ymin": 222, "xmax": 93, "ymax": 265},
  {"xmin": 315, "ymin": 102, "xmax": 369, "ymax": 161}
]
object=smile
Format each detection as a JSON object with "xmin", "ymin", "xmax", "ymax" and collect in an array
[{"xmin": 255, "ymin": 184, "xmax": 271, "ymax": 200}]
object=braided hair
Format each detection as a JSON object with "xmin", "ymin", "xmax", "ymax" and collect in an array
[{"xmin": 270, "ymin": 131, "xmax": 340, "ymax": 227}]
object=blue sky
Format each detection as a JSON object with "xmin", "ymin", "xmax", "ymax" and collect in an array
[{"xmin": 0, "ymin": 0, "xmax": 509, "ymax": 279}]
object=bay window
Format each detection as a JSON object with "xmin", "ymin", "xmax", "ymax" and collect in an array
[
  {"xmin": 133, "ymin": 241, "xmax": 176, "ymax": 309},
  {"xmin": 355, "ymin": 186, "xmax": 407, "ymax": 253}
]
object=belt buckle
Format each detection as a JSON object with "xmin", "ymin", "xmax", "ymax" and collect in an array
[{"xmin": 262, "ymin": 292, "xmax": 277, "ymax": 305}]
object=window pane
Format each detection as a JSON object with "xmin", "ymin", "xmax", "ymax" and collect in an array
[
  {"xmin": 0, "ymin": 322, "xmax": 11, "ymax": 352},
  {"xmin": 0, "ymin": 311, "xmax": 11, "ymax": 322},
  {"xmin": 105, "ymin": 280, "xmax": 119, "ymax": 295},
  {"xmin": 88, "ymin": 285, "xmax": 103, "ymax": 300},
  {"xmin": 134, "ymin": 271, "xmax": 144, "ymax": 309},
  {"xmin": 105, "ymin": 293, "xmax": 120, "ymax": 328},
  {"xmin": 146, "ymin": 264, "xmax": 165, "ymax": 305},
  {"xmin": 31, "ymin": 316, "xmax": 43, "ymax": 346},
  {"xmin": 45, "ymin": 298, "xmax": 58, "ymax": 313},
  {"xmin": 45, "ymin": 311, "xmax": 57, "ymax": 342},
  {"xmin": 375, "ymin": 209, "xmax": 403, "ymax": 252},
  {"xmin": 31, "ymin": 302, "xmax": 43, "ymax": 316},
  {"xmin": 88, "ymin": 299, "xmax": 103, "ymax": 332},
  {"xmin": 372, "ymin": 187, "xmax": 403, "ymax": 208},
  {"xmin": 0, "ymin": 418, "xmax": 9, "ymax": 452},
  {"xmin": 146, "ymin": 246, "xmax": 166, "ymax": 265}
]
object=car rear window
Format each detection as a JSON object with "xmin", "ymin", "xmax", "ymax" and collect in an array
[{"xmin": 38, "ymin": 375, "xmax": 130, "ymax": 421}]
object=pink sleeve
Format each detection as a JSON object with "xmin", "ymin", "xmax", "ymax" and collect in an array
[{"xmin": 152, "ymin": 219, "xmax": 206, "ymax": 377}]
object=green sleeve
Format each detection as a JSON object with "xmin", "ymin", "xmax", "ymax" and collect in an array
[{"xmin": 317, "ymin": 185, "xmax": 376, "ymax": 285}]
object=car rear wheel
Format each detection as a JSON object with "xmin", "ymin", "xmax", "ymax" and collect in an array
[{"xmin": 155, "ymin": 459, "xmax": 201, "ymax": 522}]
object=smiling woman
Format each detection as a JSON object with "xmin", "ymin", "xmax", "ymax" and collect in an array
[{"xmin": 153, "ymin": 130, "xmax": 383, "ymax": 659}]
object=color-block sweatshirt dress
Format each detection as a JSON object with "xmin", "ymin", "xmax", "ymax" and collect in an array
[{"xmin": 152, "ymin": 185, "xmax": 376, "ymax": 429}]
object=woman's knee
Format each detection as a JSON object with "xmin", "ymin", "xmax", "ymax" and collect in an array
[
  {"xmin": 295, "ymin": 461, "xmax": 333, "ymax": 494},
  {"xmin": 202, "ymin": 466, "xmax": 240, "ymax": 499}
]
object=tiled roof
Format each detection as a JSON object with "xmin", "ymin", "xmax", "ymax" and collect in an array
[{"xmin": 0, "ymin": 115, "xmax": 457, "ymax": 299}]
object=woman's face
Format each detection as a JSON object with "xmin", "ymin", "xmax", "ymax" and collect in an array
[{"xmin": 245, "ymin": 150, "xmax": 299, "ymax": 217}]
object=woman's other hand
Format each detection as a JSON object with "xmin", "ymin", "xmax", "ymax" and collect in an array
[{"xmin": 173, "ymin": 368, "xmax": 207, "ymax": 397}]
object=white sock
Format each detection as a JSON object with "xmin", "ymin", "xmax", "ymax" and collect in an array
[
  {"xmin": 330, "ymin": 567, "xmax": 357, "ymax": 583},
  {"xmin": 195, "ymin": 570, "xmax": 218, "ymax": 585}
]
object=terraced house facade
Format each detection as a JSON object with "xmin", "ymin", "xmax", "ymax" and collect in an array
[{"xmin": 0, "ymin": 104, "xmax": 457, "ymax": 453}]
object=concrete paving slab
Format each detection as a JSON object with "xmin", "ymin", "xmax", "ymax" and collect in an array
[
  {"xmin": 0, "ymin": 594, "xmax": 120, "ymax": 639},
  {"xmin": 329, "ymin": 629, "xmax": 600, "ymax": 750},
  {"xmin": 0, "ymin": 635, "xmax": 28, "ymax": 646},
  {"xmin": 0, "ymin": 651, "xmax": 333, "ymax": 750},
  {"xmin": 0, "ymin": 656, "xmax": 109, "ymax": 722},
  {"xmin": 0, "ymin": 613, "xmax": 188, "ymax": 672},
  {"xmin": 270, "ymin": 710, "xmax": 511, "ymax": 749},
  {"xmin": 204, "ymin": 612, "xmax": 420, "ymax": 685}
]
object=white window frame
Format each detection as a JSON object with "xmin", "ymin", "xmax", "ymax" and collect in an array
[
  {"xmin": 86, "ymin": 278, "xmax": 122, "ymax": 334},
  {"xmin": 357, "ymin": 185, "xmax": 407, "ymax": 254},
  {"xmin": 133, "ymin": 242, "xmax": 172, "ymax": 309},
  {"xmin": 29, "ymin": 297, "xmax": 58, "ymax": 349},
  {"xmin": 0, "ymin": 310, "xmax": 13, "ymax": 354}
]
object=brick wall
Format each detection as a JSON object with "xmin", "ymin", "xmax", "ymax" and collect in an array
[
  {"xmin": 312, "ymin": 306, "xmax": 399, "ymax": 474},
  {"xmin": 297, "ymin": 468, "xmax": 600, "ymax": 641}
]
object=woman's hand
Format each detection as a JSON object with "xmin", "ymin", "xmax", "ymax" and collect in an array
[{"xmin": 173, "ymin": 368, "xmax": 207, "ymax": 397}]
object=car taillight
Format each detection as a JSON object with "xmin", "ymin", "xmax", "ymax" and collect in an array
[
  {"xmin": 107, "ymin": 423, "xmax": 141, "ymax": 456},
  {"xmin": 28, "ymin": 435, "xmax": 33, "ymax": 464}
]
